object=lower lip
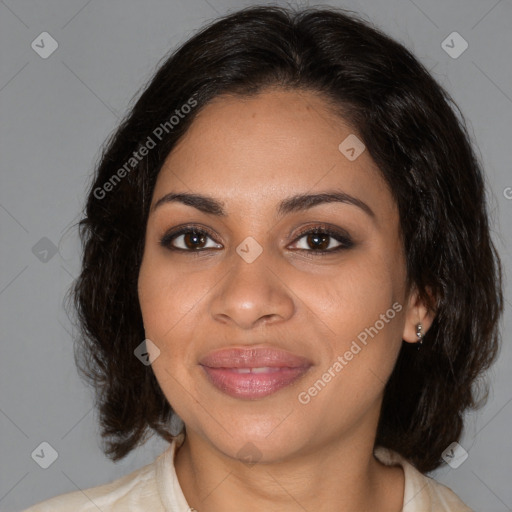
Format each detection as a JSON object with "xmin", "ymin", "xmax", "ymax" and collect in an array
[{"xmin": 201, "ymin": 366, "xmax": 311, "ymax": 399}]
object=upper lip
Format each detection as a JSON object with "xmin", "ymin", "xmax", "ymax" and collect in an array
[{"xmin": 199, "ymin": 347, "xmax": 312, "ymax": 369}]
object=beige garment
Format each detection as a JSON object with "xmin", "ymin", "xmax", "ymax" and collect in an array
[{"xmin": 23, "ymin": 435, "xmax": 473, "ymax": 512}]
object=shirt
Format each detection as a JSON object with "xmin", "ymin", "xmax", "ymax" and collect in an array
[{"xmin": 22, "ymin": 435, "xmax": 473, "ymax": 511}]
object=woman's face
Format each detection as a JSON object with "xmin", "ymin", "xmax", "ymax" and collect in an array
[{"xmin": 138, "ymin": 88, "xmax": 422, "ymax": 462}]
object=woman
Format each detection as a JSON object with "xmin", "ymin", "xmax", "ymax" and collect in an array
[{"xmin": 24, "ymin": 5, "xmax": 502, "ymax": 511}]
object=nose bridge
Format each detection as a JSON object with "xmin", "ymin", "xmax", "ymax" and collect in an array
[{"xmin": 210, "ymin": 237, "xmax": 294, "ymax": 328}]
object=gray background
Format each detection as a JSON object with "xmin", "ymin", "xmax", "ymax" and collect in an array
[{"xmin": 1, "ymin": 1, "xmax": 511, "ymax": 511}]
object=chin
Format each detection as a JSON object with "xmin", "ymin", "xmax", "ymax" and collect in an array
[{"xmin": 190, "ymin": 408, "xmax": 312, "ymax": 464}]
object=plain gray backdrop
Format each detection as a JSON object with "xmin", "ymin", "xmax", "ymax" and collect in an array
[{"xmin": 1, "ymin": 1, "xmax": 511, "ymax": 511}]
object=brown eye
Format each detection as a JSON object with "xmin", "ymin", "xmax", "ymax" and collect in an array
[
  {"xmin": 160, "ymin": 227, "xmax": 222, "ymax": 251},
  {"xmin": 290, "ymin": 226, "xmax": 354, "ymax": 254},
  {"xmin": 182, "ymin": 231, "xmax": 207, "ymax": 249},
  {"xmin": 305, "ymin": 232, "xmax": 331, "ymax": 251}
]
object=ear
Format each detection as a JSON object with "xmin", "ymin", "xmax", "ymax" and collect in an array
[{"xmin": 402, "ymin": 285, "xmax": 436, "ymax": 344}]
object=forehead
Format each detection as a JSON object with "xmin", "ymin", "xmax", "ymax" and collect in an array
[{"xmin": 152, "ymin": 88, "xmax": 395, "ymax": 221}]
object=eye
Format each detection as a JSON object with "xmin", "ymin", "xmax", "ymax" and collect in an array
[
  {"xmin": 159, "ymin": 223, "xmax": 354, "ymax": 255},
  {"xmin": 289, "ymin": 225, "xmax": 354, "ymax": 254},
  {"xmin": 159, "ymin": 226, "xmax": 222, "ymax": 251}
]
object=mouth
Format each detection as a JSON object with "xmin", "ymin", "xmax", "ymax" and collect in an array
[{"xmin": 199, "ymin": 347, "xmax": 313, "ymax": 400}]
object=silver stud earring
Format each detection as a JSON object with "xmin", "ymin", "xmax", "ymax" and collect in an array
[{"xmin": 416, "ymin": 323, "xmax": 423, "ymax": 347}]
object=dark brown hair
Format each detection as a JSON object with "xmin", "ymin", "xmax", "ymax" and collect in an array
[{"xmin": 68, "ymin": 5, "xmax": 503, "ymax": 473}]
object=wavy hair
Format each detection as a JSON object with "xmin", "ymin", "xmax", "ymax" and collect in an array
[{"xmin": 67, "ymin": 5, "xmax": 503, "ymax": 473}]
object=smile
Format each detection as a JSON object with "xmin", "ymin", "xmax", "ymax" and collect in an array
[
  {"xmin": 201, "ymin": 365, "xmax": 311, "ymax": 399},
  {"xmin": 199, "ymin": 347, "xmax": 313, "ymax": 399}
]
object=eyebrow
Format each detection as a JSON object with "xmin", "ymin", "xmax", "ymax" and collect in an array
[{"xmin": 151, "ymin": 190, "xmax": 375, "ymax": 219}]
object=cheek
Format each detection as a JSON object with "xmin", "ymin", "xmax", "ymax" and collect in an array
[
  {"xmin": 138, "ymin": 251, "xmax": 202, "ymax": 336},
  {"xmin": 294, "ymin": 250, "xmax": 405, "ymax": 406},
  {"xmin": 297, "ymin": 289, "xmax": 403, "ymax": 429},
  {"xmin": 137, "ymin": 254, "xmax": 204, "ymax": 401},
  {"xmin": 302, "ymin": 251, "xmax": 401, "ymax": 345}
]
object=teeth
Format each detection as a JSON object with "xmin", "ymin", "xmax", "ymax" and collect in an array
[
  {"xmin": 231, "ymin": 367, "xmax": 280, "ymax": 374},
  {"xmin": 251, "ymin": 367, "xmax": 273, "ymax": 374}
]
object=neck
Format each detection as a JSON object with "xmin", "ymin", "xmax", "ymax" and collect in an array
[{"xmin": 174, "ymin": 427, "xmax": 404, "ymax": 512}]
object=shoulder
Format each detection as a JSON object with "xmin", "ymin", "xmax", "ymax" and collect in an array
[
  {"xmin": 374, "ymin": 446, "xmax": 474, "ymax": 512},
  {"xmin": 21, "ymin": 452, "xmax": 165, "ymax": 512}
]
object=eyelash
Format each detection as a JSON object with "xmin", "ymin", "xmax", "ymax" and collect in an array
[{"xmin": 159, "ymin": 224, "xmax": 354, "ymax": 256}]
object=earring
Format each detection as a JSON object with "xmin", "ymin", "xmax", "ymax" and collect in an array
[{"xmin": 416, "ymin": 323, "xmax": 423, "ymax": 347}]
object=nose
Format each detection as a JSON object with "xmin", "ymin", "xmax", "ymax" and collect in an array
[{"xmin": 209, "ymin": 246, "xmax": 295, "ymax": 330}]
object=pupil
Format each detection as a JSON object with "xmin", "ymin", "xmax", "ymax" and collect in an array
[
  {"xmin": 185, "ymin": 232, "xmax": 206, "ymax": 249},
  {"xmin": 308, "ymin": 233, "xmax": 329, "ymax": 250}
]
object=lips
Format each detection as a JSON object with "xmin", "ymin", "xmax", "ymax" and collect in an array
[
  {"xmin": 199, "ymin": 347, "xmax": 312, "ymax": 400},
  {"xmin": 199, "ymin": 347, "xmax": 311, "ymax": 369}
]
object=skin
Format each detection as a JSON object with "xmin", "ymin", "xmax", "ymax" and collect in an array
[{"xmin": 137, "ymin": 87, "xmax": 434, "ymax": 512}]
